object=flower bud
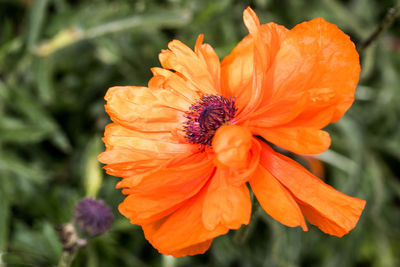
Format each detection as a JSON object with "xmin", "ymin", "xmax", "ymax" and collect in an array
[{"xmin": 73, "ymin": 198, "xmax": 114, "ymax": 237}]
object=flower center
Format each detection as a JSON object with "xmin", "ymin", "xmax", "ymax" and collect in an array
[{"xmin": 183, "ymin": 95, "xmax": 237, "ymax": 146}]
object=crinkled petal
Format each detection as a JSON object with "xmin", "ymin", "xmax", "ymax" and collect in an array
[
  {"xmin": 159, "ymin": 35, "xmax": 220, "ymax": 95},
  {"xmin": 221, "ymin": 8, "xmax": 288, "ymax": 120},
  {"xmin": 164, "ymin": 240, "xmax": 213, "ymax": 257},
  {"xmin": 250, "ymin": 160, "xmax": 307, "ymax": 230},
  {"xmin": 202, "ymin": 168, "xmax": 251, "ymax": 230},
  {"xmin": 98, "ymin": 123, "xmax": 197, "ymax": 180},
  {"xmin": 253, "ymin": 17, "xmax": 360, "ymax": 128},
  {"xmin": 248, "ymin": 87, "xmax": 337, "ymax": 129},
  {"xmin": 195, "ymin": 34, "xmax": 221, "ymax": 89},
  {"xmin": 141, "ymin": 183, "xmax": 229, "ymax": 254},
  {"xmin": 105, "ymin": 86, "xmax": 191, "ymax": 132},
  {"xmin": 259, "ymin": 143, "xmax": 366, "ymax": 237},
  {"xmin": 101, "ymin": 123, "xmax": 194, "ymax": 154},
  {"xmin": 118, "ymin": 154, "xmax": 214, "ymax": 224},
  {"xmin": 149, "ymin": 67, "xmax": 200, "ymax": 102},
  {"xmin": 251, "ymin": 126, "xmax": 331, "ymax": 155},
  {"xmin": 212, "ymin": 125, "xmax": 253, "ymax": 169},
  {"xmin": 212, "ymin": 127, "xmax": 261, "ymax": 186}
]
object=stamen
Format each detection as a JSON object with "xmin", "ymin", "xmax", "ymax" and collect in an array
[{"xmin": 183, "ymin": 95, "xmax": 237, "ymax": 146}]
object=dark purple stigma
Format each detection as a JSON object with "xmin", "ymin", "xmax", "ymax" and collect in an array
[{"xmin": 183, "ymin": 95, "xmax": 237, "ymax": 146}]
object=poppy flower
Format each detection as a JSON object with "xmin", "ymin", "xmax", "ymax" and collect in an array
[{"xmin": 98, "ymin": 7, "xmax": 366, "ymax": 257}]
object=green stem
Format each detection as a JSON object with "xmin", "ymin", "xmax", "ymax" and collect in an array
[
  {"xmin": 360, "ymin": 4, "xmax": 400, "ymax": 51},
  {"xmin": 85, "ymin": 11, "xmax": 190, "ymax": 39},
  {"xmin": 57, "ymin": 224, "xmax": 87, "ymax": 267},
  {"xmin": 58, "ymin": 251, "xmax": 76, "ymax": 267},
  {"xmin": 35, "ymin": 10, "xmax": 191, "ymax": 57},
  {"xmin": 162, "ymin": 255, "xmax": 176, "ymax": 267}
]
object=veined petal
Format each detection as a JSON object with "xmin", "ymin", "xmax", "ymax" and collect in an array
[
  {"xmin": 212, "ymin": 125, "xmax": 253, "ymax": 169},
  {"xmin": 118, "ymin": 155, "xmax": 214, "ymax": 224},
  {"xmin": 212, "ymin": 127, "xmax": 261, "ymax": 186},
  {"xmin": 102, "ymin": 123, "xmax": 193, "ymax": 153},
  {"xmin": 243, "ymin": 7, "xmax": 261, "ymax": 35},
  {"xmin": 114, "ymin": 152, "xmax": 206, "ymax": 189},
  {"xmin": 250, "ymin": 162, "xmax": 307, "ymax": 230},
  {"xmin": 99, "ymin": 123, "xmax": 199, "ymax": 186},
  {"xmin": 195, "ymin": 34, "xmax": 221, "ymax": 89},
  {"xmin": 159, "ymin": 35, "xmax": 220, "ymax": 95},
  {"xmin": 149, "ymin": 67, "xmax": 200, "ymax": 102},
  {"xmin": 105, "ymin": 86, "xmax": 191, "ymax": 132},
  {"xmin": 221, "ymin": 9, "xmax": 288, "ymax": 118},
  {"xmin": 251, "ymin": 126, "xmax": 331, "ymax": 155},
  {"xmin": 259, "ymin": 143, "xmax": 366, "ymax": 237},
  {"xmin": 260, "ymin": 17, "xmax": 360, "ymax": 127},
  {"xmin": 142, "ymin": 183, "xmax": 229, "ymax": 254},
  {"xmin": 163, "ymin": 240, "xmax": 213, "ymax": 257},
  {"xmin": 202, "ymin": 169, "xmax": 251, "ymax": 230}
]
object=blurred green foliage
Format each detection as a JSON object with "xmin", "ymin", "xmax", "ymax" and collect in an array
[{"xmin": 1, "ymin": 0, "xmax": 400, "ymax": 266}]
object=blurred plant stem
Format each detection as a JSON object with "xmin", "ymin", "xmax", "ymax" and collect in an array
[
  {"xmin": 162, "ymin": 255, "xmax": 176, "ymax": 267},
  {"xmin": 58, "ymin": 251, "xmax": 76, "ymax": 267},
  {"xmin": 84, "ymin": 137, "xmax": 103, "ymax": 198},
  {"xmin": 360, "ymin": 4, "xmax": 400, "ymax": 51},
  {"xmin": 35, "ymin": 10, "xmax": 191, "ymax": 57},
  {"xmin": 57, "ymin": 224, "xmax": 87, "ymax": 267}
]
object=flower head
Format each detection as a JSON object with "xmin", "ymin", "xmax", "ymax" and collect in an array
[
  {"xmin": 74, "ymin": 198, "xmax": 114, "ymax": 237},
  {"xmin": 99, "ymin": 7, "xmax": 365, "ymax": 257},
  {"xmin": 184, "ymin": 95, "xmax": 237, "ymax": 146}
]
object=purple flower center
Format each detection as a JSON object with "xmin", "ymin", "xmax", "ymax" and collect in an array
[{"xmin": 183, "ymin": 95, "xmax": 237, "ymax": 146}]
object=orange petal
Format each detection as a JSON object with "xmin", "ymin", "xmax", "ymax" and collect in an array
[
  {"xmin": 212, "ymin": 125, "xmax": 253, "ymax": 169},
  {"xmin": 165, "ymin": 240, "xmax": 213, "ymax": 257},
  {"xmin": 260, "ymin": 143, "xmax": 366, "ymax": 237},
  {"xmin": 118, "ymin": 155, "xmax": 213, "ymax": 224},
  {"xmin": 98, "ymin": 123, "xmax": 197, "ymax": 179},
  {"xmin": 104, "ymin": 86, "xmax": 190, "ymax": 132},
  {"xmin": 251, "ymin": 126, "xmax": 331, "ymax": 155},
  {"xmin": 220, "ymin": 34, "xmax": 253, "ymax": 112},
  {"xmin": 243, "ymin": 7, "xmax": 261, "ymax": 35},
  {"xmin": 159, "ymin": 35, "xmax": 220, "ymax": 95},
  {"xmin": 149, "ymin": 67, "xmax": 199, "ymax": 102},
  {"xmin": 221, "ymin": 11, "xmax": 288, "ymax": 118},
  {"xmin": 195, "ymin": 34, "xmax": 221, "ymax": 88},
  {"xmin": 248, "ymin": 87, "xmax": 337, "ymax": 128},
  {"xmin": 141, "ymin": 182, "xmax": 229, "ymax": 254},
  {"xmin": 225, "ymin": 138, "xmax": 262, "ymax": 186},
  {"xmin": 302, "ymin": 155, "xmax": 325, "ymax": 178},
  {"xmin": 202, "ymin": 168, "xmax": 251, "ymax": 230},
  {"xmin": 263, "ymin": 17, "xmax": 360, "ymax": 126},
  {"xmin": 250, "ymin": 162, "xmax": 307, "ymax": 230},
  {"xmin": 101, "ymin": 123, "xmax": 194, "ymax": 155},
  {"xmin": 114, "ymin": 151, "xmax": 207, "ymax": 189},
  {"xmin": 210, "ymin": 135, "xmax": 261, "ymax": 186}
]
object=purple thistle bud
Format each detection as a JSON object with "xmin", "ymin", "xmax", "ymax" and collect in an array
[{"xmin": 73, "ymin": 198, "xmax": 114, "ymax": 237}]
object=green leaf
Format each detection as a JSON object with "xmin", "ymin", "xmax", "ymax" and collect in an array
[
  {"xmin": 11, "ymin": 86, "xmax": 72, "ymax": 152},
  {"xmin": 26, "ymin": 0, "xmax": 50, "ymax": 51},
  {"xmin": 36, "ymin": 9, "xmax": 192, "ymax": 56},
  {"xmin": 0, "ymin": 176, "xmax": 12, "ymax": 252},
  {"xmin": 0, "ymin": 117, "xmax": 52, "ymax": 143},
  {"xmin": 33, "ymin": 56, "xmax": 55, "ymax": 104},
  {"xmin": 0, "ymin": 153, "xmax": 47, "ymax": 183}
]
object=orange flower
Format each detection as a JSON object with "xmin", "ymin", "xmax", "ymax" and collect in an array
[{"xmin": 99, "ymin": 7, "xmax": 366, "ymax": 257}]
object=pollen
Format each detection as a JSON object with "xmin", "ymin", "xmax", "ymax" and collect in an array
[{"xmin": 183, "ymin": 95, "xmax": 237, "ymax": 146}]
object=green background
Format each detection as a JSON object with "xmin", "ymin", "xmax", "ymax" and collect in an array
[{"xmin": 1, "ymin": 0, "xmax": 400, "ymax": 266}]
